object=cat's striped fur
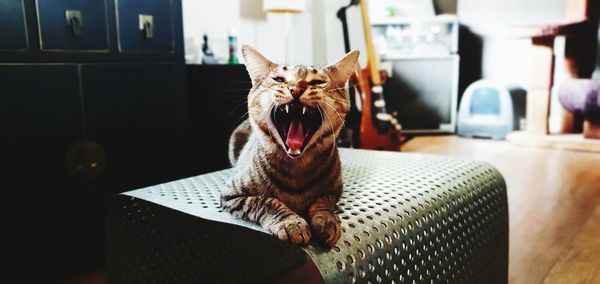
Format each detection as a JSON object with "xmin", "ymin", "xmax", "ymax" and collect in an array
[{"xmin": 221, "ymin": 45, "xmax": 359, "ymax": 246}]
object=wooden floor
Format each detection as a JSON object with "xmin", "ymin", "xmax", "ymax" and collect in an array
[{"xmin": 403, "ymin": 136, "xmax": 600, "ymax": 284}]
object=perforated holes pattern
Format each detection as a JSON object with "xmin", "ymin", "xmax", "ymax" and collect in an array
[
  {"xmin": 110, "ymin": 148, "xmax": 508, "ymax": 283},
  {"xmin": 304, "ymin": 149, "xmax": 508, "ymax": 284},
  {"xmin": 107, "ymin": 196, "xmax": 305, "ymax": 283}
]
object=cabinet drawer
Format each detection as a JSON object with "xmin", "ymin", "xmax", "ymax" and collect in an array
[
  {"xmin": 0, "ymin": 0, "xmax": 28, "ymax": 49},
  {"xmin": 36, "ymin": 0, "xmax": 109, "ymax": 51},
  {"xmin": 116, "ymin": 0, "xmax": 173, "ymax": 53}
]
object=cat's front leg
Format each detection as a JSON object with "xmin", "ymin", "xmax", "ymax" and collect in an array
[
  {"xmin": 308, "ymin": 195, "xmax": 341, "ymax": 246},
  {"xmin": 222, "ymin": 194, "xmax": 312, "ymax": 244}
]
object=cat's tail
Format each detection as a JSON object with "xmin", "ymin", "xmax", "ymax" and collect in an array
[{"xmin": 228, "ymin": 119, "xmax": 252, "ymax": 167}]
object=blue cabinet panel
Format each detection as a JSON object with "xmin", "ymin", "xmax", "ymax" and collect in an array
[
  {"xmin": 116, "ymin": 0, "xmax": 173, "ymax": 52},
  {"xmin": 0, "ymin": 1, "xmax": 185, "ymax": 281},
  {"xmin": 36, "ymin": 0, "xmax": 109, "ymax": 51},
  {"xmin": 0, "ymin": 0, "xmax": 28, "ymax": 49}
]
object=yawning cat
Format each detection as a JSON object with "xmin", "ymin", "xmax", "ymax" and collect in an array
[{"xmin": 222, "ymin": 45, "xmax": 359, "ymax": 246}]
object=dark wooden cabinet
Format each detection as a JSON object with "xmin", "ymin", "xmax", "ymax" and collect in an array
[
  {"xmin": 0, "ymin": 64, "xmax": 82, "ymax": 140},
  {"xmin": 186, "ymin": 64, "xmax": 252, "ymax": 173},
  {"xmin": 0, "ymin": 1, "xmax": 28, "ymax": 50},
  {"xmin": 82, "ymin": 63, "xmax": 188, "ymax": 193},
  {"xmin": 82, "ymin": 63, "xmax": 183, "ymax": 139},
  {"xmin": 36, "ymin": 0, "xmax": 110, "ymax": 51},
  {"xmin": 1, "ymin": 0, "xmax": 186, "ymax": 281},
  {"xmin": 116, "ymin": 0, "xmax": 174, "ymax": 52},
  {"xmin": 0, "ymin": 0, "xmax": 28, "ymax": 49}
]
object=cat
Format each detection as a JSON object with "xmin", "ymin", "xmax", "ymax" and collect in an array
[{"xmin": 221, "ymin": 45, "xmax": 359, "ymax": 246}]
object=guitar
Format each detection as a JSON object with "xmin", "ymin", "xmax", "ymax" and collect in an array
[
  {"xmin": 336, "ymin": 0, "xmax": 361, "ymax": 148},
  {"xmin": 355, "ymin": 0, "xmax": 402, "ymax": 150}
]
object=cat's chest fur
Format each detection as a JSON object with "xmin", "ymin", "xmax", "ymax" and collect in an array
[{"xmin": 231, "ymin": 132, "xmax": 342, "ymax": 214}]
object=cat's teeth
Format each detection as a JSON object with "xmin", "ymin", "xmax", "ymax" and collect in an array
[
  {"xmin": 302, "ymin": 106, "xmax": 307, "ymax": 115},
  {"xmin": 285, "ymin": 105, "xmax": 289, "ymax": 113},
  {"xmin": 286, "ymin": 148, "xmax": 302, "ymax": 155}
]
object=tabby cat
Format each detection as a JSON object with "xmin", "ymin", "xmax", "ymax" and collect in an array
[{"xmin": 221, "ymin": 45, "xmax": 359, "ymax": 246}]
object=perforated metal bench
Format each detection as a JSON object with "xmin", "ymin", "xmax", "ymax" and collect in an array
[{"xmin": 107, "ymin": 148, "xmax": 508, "ymax": 283}]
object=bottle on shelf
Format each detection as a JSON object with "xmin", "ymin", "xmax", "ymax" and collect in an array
[{"xmin": 228, "ymin": 28, "xmax": 239, "ymax": 64}]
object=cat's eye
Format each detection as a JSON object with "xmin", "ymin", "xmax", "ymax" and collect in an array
[
  {"xmin": 308, "ymin": 79, "xmax": 327, "ymax": 85},
  {"xmin": 272, "ymin": 76, "xmax": 286, "ymax": 83}
]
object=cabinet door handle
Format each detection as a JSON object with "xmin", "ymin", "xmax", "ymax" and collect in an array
[
  {"xmin": 65, "ymin": 10, "xmax": 83, "ymax": 37},
  {"xmin": 139, "ymin": 15, "xmax": 154, "ymax": 39}
]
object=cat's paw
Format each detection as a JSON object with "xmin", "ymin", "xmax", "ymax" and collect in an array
[
  {"xmin": 310, "ymin": 211, "xmax": 341, "ymax": 246},
  {"xmin": 273, "ymin": 215, "xmax": 311, "ymax": 245}
]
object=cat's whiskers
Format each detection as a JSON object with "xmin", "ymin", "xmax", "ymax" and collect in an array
[
  {"xmin": 325, "ymin": 92, "xmax": 349, "ymax": 104},
  {"xmin": 321, "ymin": 100, "xmax": 345, "ymax": 128},
  {"xmin": 272, "ymin": 103, "xmax": 280, "ymax": 129},
  {"xmin": 326, "ymin": 86, "xmax": 348, "ymax": 92},
  {"xmin": 327, "ymin": 93, "xmax": 348, "ymax": 100},
  {"xmin": 230, "ymin": 99, "xmax": 250, "ymax": 127},
  {"xmin": 327, "ymin": 97, "xmax": 350, "ymax": 109},
  {"xmin": 331, "ymin": 90, "xmax": 351, "ymax": 111},
  {"xmin": 232, "ymin": 110, "xmax": 250, "ymax": 128},
  {"xmin": 256, "ymin": 101, "xmax": 275, "ymax": 132},
  {"xmin": 318, "ymin": 104, "xmax": 337, "ymax": 147},
  {"xmin": 316, "ymin": 106, "xmax": 334, "ymax": 147},
  {"xmin": 228, "ymin": 97, "xmax": 249, "ymax": 112},
  {"xmin": 332, "ymin": 89, "xmax": 351, "ymax": 102},
  {"xmin": 262, "ymin": 102, "xmax": 281, "ymax": 148},
  {"xmin": 258, "ymin": 101, "xmax": 275, "ymax": 120}
]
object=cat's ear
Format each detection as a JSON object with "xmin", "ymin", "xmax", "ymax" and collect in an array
[
  {"xmin": 323, "ymin": 50, "xmax": 360, "ymax": 86},
  {"xmin": 241, "ymin": 45, "xmax": 276, "ymax": 86}
]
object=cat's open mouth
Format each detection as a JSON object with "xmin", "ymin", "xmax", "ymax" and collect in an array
[{"xmin": 271, "ymin": 102, "xmax": 322, "ymax": 157}]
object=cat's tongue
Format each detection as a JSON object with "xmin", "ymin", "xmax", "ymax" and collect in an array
[{"xmin": 286, "ymin": 120, "xmax": 305, "ymax": 154}]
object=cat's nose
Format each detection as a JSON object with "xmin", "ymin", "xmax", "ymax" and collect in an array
[{"xmin": 289, "ymin": 86, "xmax": 305, "ymax": 97}]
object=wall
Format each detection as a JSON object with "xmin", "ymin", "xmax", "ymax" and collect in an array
[
  {"xmin": 182, "ymin": 0, "xmax": 445, "ymax": 68},
  {"xmin": 320, "ymin": 0, "xmax": 367, "ymax": 67},
  {"xmin": 321, "ymin": 0, "xmax": 600, "ymax": 86},
  {"xmin": 457, "ymin": 0, "xmax": 567, "ymax": 87},
  {"xmin": 182, "ymin": 0, "xmax": 313, "ymax": 65},
  {"xmin": 458, "ymin": 0, "xmax": 600, "ymax": 134},
  {"xmin": 182, "ymin": 0, "xmax": 599, "ymax": 81},
  {"xmin": 182, "ymin": 0, "xmax": 370, "ymax": 67}
]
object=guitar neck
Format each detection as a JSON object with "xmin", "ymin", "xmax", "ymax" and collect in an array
[{"xmin": 359, "ymin": 0, "xmax": 382, "ymax": 85}]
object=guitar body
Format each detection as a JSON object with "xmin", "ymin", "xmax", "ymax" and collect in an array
[
  {"xmin": 355, "ymin": 69, "xmax": 402, "ymax": 150},
  {"xmin": 354, "ymin": 0, "xmax": 402, "ymax": 151}
]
